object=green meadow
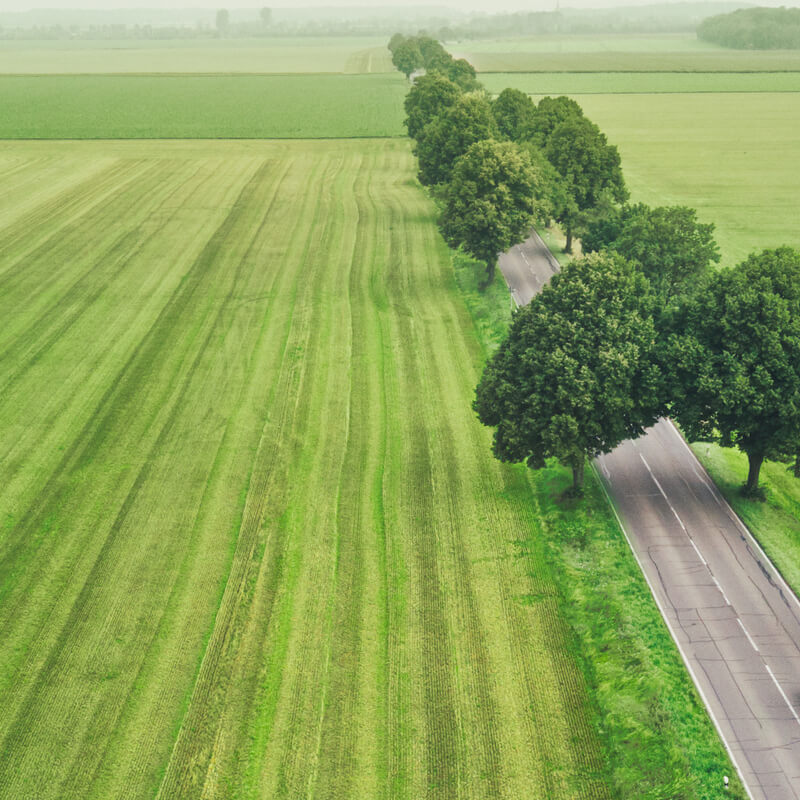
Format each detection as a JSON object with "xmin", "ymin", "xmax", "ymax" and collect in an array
[
  {"xmin": 0, "ymin": 74, "xmax": 406, "ymax": 138},
  {"xmin": 0, "ymin": 36, "xmax": 394, "ymax": 74},
  {"xmin": 483, "ymin": 71, "xmax": 800, "ymax": 94},
  {"xmin": 0, "ymin": 138, "xmax": 615, "ymax": 800},
  {"xmin": 450, "ymin": 33, "xmax": 800, "ymax": 71}
]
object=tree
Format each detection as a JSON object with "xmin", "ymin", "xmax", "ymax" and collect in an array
[
  {"xmin": 215, "ymin": 8, "xmax": 229, "ymax": 34},
  {"xmin": 669, "ymin": 247, "xmax": 800, "ymax": 496},
  {"xmin": 474, "ymin": 253, "xmax": 663, "ymax": 495},
  {"xmin": 519, "ymin": 141, "xmax": 572, "ymax": 227},
  {"xmin": 388, "ymin": 33, "xmax": 406, "ymax": 53},
  {"xmin": 443, "ymin": 58, "xmax": 480, "ymax": 92},
  {"xmin": 391, "ymin": 38, "xmax": 423, "ymax": 78},
  {"xmin": 527, "ymin": 95, "xmax": 583, "ymax": 148},
  {"xmin": 259, "ymin": 7, "xmax": 272, "ymax": 27},
  {"xmin": 414, "ymin": 93, "xmax": 498, "ymax": 186},
  {"xmin": 492, "ymin": 88, "xmax": 537, "ymax": 142},
  {"xmin": 545, "ymin": 116, "xmax": 627, "ymax": 252},
  {"xmin": 585, "ymin": 204, "xmax": 721, "ymax": 302},
  {"xmin": 439, "ymin": 140, "xmax": 538, "ymax": 285},
  {"xmin": 403, "ymin": 72, "xmax": 461, "ymax": 140}
]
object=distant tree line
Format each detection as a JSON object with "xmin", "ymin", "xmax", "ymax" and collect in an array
[
  {"xmin": 390, "ymin": 34, "xmax": 800, "ymax": 498},
  {"xmin": 698, "ymin": 6, "xmax": 800, "ymax": 49}
]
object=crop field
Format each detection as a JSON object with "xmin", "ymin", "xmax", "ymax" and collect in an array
[
  {"xmin": 0, "ymin": 139, "xmax": 613, "ymax": 799},
  {"xmin": 483, "ymin": 71, "xmax": 800, "ymax": 94},
  {"xmin": 0, "ymin": 36, "xmax": 394, "ymax": 74},
  {"xmin": 450, "ymin": 33, "xmax": 800, "ymax": 72},
  {"xmin": 0, "ymin": 74, "xmax": 406, "ymax": 139},
  {"xmin": 573, "ymin": 92, "xmax": 800, "ymax": 265}
]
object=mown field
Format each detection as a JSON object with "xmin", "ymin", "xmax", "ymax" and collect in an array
[
  {"xmin": 0, "ymin": 74, "xmax": 406, "ymax": 138},
  {"xmin": 483, "ymin": 70, "xmax": 800, "ymax": 94},
  {"xmin": 450, "ymin": 33, "xmax": 800, "ymax": 71},
  {"xmin": 0, "ymin": 36, "xmax": 394, "ymax": 74},
  {"xmin": 0, "ymin": 139, "xmax": 615, "ymax": 800}
]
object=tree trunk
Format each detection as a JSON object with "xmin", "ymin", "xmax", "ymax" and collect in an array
[
  {"xmin": 564, "ymin": 226, "xmax": 573, "ymax": 254},
  {"xmin": 482, "ymin": 259, "xmax": 495, "ymax": 287},
  {"xmin": 572, "ymin": 460, "xmax": 585, "ymax": 495},
  {"xmin": 745, "ymin": 452, "xmax": 764, "ymax": 495}
]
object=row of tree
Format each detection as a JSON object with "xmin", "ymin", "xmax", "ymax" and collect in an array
[
  {"xmin": 390, "ymin": 36, "xmax": 800, "ymax": 498},
  {"xmin": 697, "ymin": 7, "xmax": 800, "ymax": 50}
]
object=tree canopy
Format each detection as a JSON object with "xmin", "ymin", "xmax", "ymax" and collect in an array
[
  {"xmin": 391, "ymin": 38, "xmax": 423, "ymax": 78},
  {"xmin": 545, "ymin": 115, "xmax": 627, "ymax": 252},
  {"xmin": 698, "ymin": 7, "xmax": 800, "ymax": 50},
  {"xmin": 403, "ymin": 72, "xmax": 461, "ymax": 140},
  {"xmin": 527, "ymin": 95, "xmax": 584, "ymax": 149},
  {"xmin": 475, "ymin": 253, "xmax": 663, "ymax": 494},
  {"xmin": 439, "ymin": 140, "xmax": 538, "ymax": 284},
  {"xmin": 492, "ymin": 88, "xmax": 537, "ymax": 142},
  {"xmin": 668, "ymin": 247, "xmax": 800, "ymax": 495},
  {"xmin": 583, "ymin": 203, "xmax": 720, "ymax": 302},
  {"xmin": 414, "ymin": 93, "xmax": 498, "ymax": 186}
]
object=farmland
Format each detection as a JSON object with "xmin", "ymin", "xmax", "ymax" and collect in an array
[
  {"xmin": 0, "ymin": 36, "xmax": 394, "ymax": 74},
  {"xmin": 483, "ymin": 70, "xmax": 800, "ymax": 94},
  {"xmin": 0, "ymin": 139, "xmax": 614, "ymax": 799},
  {"xmin": 450, "ymin": 32, "xmax": 800, "ymax": 71},
  {"xmin": 0, "ymin": 74, "xmax": 406, "ymax": 139}
]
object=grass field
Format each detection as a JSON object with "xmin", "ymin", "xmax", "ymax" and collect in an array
[
  {"xmin": 483, "ymin": 71, "xmax": 800, "ymax": 94},
  {"xmin": 547, "ymin": 92, "xmax": 800, "ymax": 266},
  {"xmin": 0, "ymin": 36, "xmax": 394, "ymax": 74},
  {"xmin": 0, "ymin": 74, "xmax": 406, "ymax": 138},
  {"xmin": 0, "ymin": 138, "xmax": 618, "ymax": 799},
  {"xmin": 451, "ymin": 33, "xmax": 800, "ymax": 72}
]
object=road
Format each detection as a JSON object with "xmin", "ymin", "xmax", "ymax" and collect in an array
[{"xmin": 500, "ymin": 232, "xmax": 800, "ymax": 800}]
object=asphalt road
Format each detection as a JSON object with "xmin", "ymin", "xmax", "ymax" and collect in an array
[{"xmin": 500, "ymin": 232, "xmax": 800, "ymax": 800}]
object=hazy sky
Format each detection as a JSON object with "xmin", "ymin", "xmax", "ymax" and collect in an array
[{"xmin": 0, "ymin": 0, "xmax": 723, "ymax": 11}]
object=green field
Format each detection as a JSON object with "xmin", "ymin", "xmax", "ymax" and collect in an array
[
  {"xmin": 0, "ymin": 138, "xmax": 616, "ymax": 799},
  {"xmin": 0, "ymin": 36, "xmax": 394, "ymax": 74},
  {"xmin": 0, "ymin": 74, "xmax": 406, "ymax": 138},
  {"xmin": 450, "ymin": 33, "xmax": 800, "ymax": 72},
  {"xmin": 541, "ymin": 92, "xmax": 800, "ymax": 266},
  {"xmin": 483, "ymin": 71, "xmax": 800, "ymax": 94}
]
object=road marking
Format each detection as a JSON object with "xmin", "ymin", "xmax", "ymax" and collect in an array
[
  {"xmin": 666, "ymin": 419, "xmax": 800, "ymax": 620},
  {"xmin": 591, "ymin": 462, "xmax": 756, "ymax": 800},
  {"xmin": 712, "ymin": 575, "xmax": 732, "ymax": 606},
  {"xmin": 737, "ymin": 618, "xmax": 760, "ymax": 653},
  {"xmin": 766, "ymin": 665, "xmax": 800, "ymax": 727},
  {"xmin": 639, "ymin": 453, "xmax": 710, "ymax": 567}
]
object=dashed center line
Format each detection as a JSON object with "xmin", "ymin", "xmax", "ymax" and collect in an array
[
  {"xmin": 766, "ymin": 665, "xmax": 800, "ymax": 727},
  {"xmin": 737, "ymin": 617, "xmax": 760, "ymax": 653}
]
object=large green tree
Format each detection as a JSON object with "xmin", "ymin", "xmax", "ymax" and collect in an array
[
  {"xmin": 545, "ymin": 116, "xmax": 627, "ymax": 252},
  {"xmin": 527, "ymin": 95, "xmax": 584, "ymax": 148},
  {"xmin": 439, "ymin": 140, "xmax": 538, "ymax": 285},
  {"xmin": 414, "ymin": 93, "xmax": 498, "ymax": 186},
  {"xmin": 492, "ymin": 88, "xmax": 537, "ymax": 142},
  {"xmin": 403, "ymin": 72, "xmax": 461, "ymax": 140},
  {"xmin": 475, "ymin": 253, "xmax": 663, "ymax": 494},
  {"xmin": 584, "ymin": 203, "xmax": 721, "ymax": 302},
  {"xmin": 391, "ymin": 39, "xmax": 423, "ymax": 78},
  {"xmin": 669, "ymin": 247, "xmax": 800, "ymax": 495}
]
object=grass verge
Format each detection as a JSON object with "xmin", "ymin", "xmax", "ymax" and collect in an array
[{"xmin": 452, "ymin": 256, "xmax": 747, "ymax": 799}]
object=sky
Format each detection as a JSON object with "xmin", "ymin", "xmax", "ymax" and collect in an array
[{"xmin": 0, "ymin": 0, "xmax": 744, "ymax": 11}]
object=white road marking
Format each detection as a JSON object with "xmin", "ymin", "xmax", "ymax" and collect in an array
[
  {"xmin": 590, "ymin": 463, "xmax": 756, "ymax": 800},
  {"xmin": 766, "ymin": 665, "xmax": 800, "ymax": 727},
  {"xmin": 712, "ymin": 575, "xmax": 732, "ymax": 606},
  {"xmin": 737, "ymin": 618, "xmax": 760, "ymax": 653}
]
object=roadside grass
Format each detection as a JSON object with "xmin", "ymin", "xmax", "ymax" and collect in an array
[
  {"xmin": 0, "ymin": 139, "xmax": 613, "ymax": 799},
  {"xmin": 0, "ymin": 73, "xmax": 406, "ymax": 139},
  {"xmin": 453, "ymin": 256, "xmax": 746, "ymax": 799},
  {"xmin": 692, "ymin": 444, "xmax": 800, "ymax": 599},
  {"xmin": 483, "ymin": 71, "xmax": 800, "ymax": 94},
  {"xmin": 0, "ymin": 36, "xmax": 394, "ymax": 74}
]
